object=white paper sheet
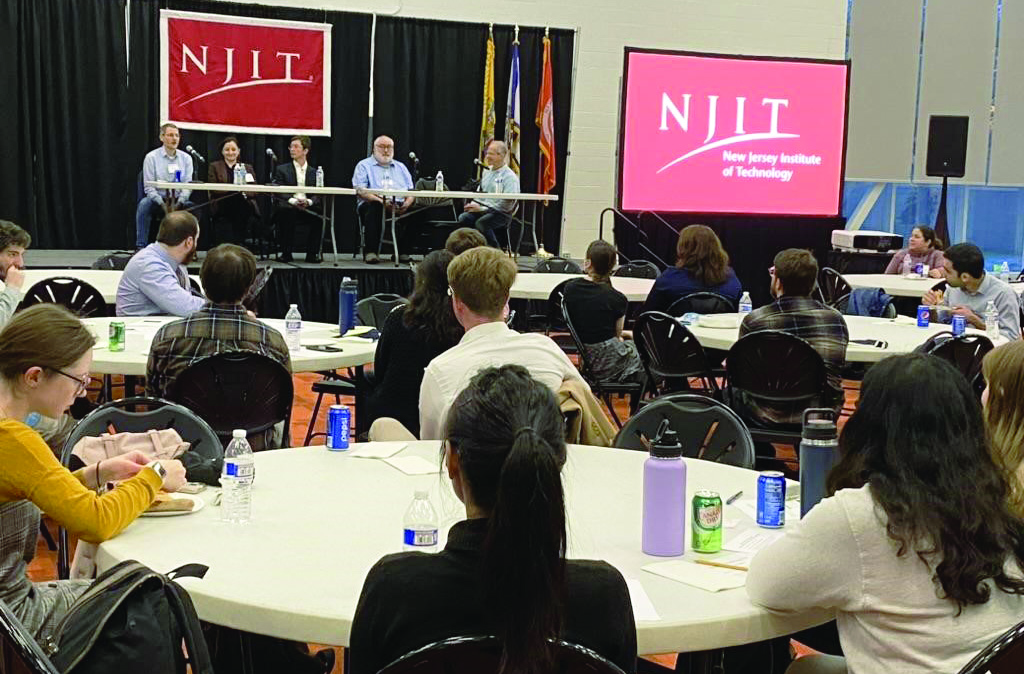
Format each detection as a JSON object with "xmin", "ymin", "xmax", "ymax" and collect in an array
[
  {"xmin": 721, "ymin": 528, "xmax": 783, "ymax": 554},
  {"xmin": 642, "ymin": 559, "xmax": 747, "ymax": 592},
  {"xmin": 384, "ymin": 456, "xmax": 441, "ymax": 475},
  {"xmin": 625, "ymin": 579, "xmax": 661, "ymax": 621},
  {"xmin": 347, "ymin": 442, "xmax": 408, "ymax": 459}
]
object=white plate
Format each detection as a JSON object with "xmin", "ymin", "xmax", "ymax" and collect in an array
[
  {"xmin": 697, "ymin": 314, "xmax": 741, "ymax": 329},
  {"xmin": 140, "ymin": 493, "xmax": 206, "ymax": 517}
]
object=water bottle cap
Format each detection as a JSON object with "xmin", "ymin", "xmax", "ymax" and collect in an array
[
  {"xmin": 802, "ymin": 418, "xmax": 837, "ymax": 440},
  {"xmin": 650, "ymin": 428, "xmax": 683, "ymax": 458},
  {"xmin": 232, "ymin": 429, "xmax": 246, "ymax": 439},
  {"xmin": 289, "ymin": 303, "xmax": 297, "ymax": 308},
  {"xmin": 414, "ymin": 490, "xmax": 429, "ymax": 499}
]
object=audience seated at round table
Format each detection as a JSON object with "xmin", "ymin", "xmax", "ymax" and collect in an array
[{"xmin": 642, "ymin": 224, "xmax": 742, "ymax": 314}]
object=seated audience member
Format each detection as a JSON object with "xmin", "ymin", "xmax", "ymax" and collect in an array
[
  {"xmin": 365, "ymin": 250, "xmax": 462, "ymax": 435},
  {"xmin": 884, "ymin": 225, "xmax": 945, "ymax": 277},
  {"xmin": 982, "ymin": 340, "xmax": 1024, "ymax": 512},
  {"xmin": 135, "ymin": 123, "xmax": 194, "ymax": 250},
  {"xmin": 207, "ymin": 136, "xmax": 259, "ymax": 246},
  {"xmin": 116, "ymin": 211, "xmax": 206, "ymax": 317},
  {"xmin": 748, "ymin": 354, "xmax": 1024, "ymax": 674},
  {"xmin": 0, "ymin": 220, "xmax": 28, "ymax": 323},
  {"xmin": 444, "ymin": 226, "xmax": 487, "ymax": 255},
  {"xmin": 271, "ymin": 135, "xmax": 322, "ymax": 263},
  {"xmin": 563, "ymin": 240, "xmax": 644, "ymax": 383},
  {"xmin": 731, "ymin": 249, "xmax": 848, "ymax": 426},
  {"xmin": 923, "ymin": 242, "xmax": 1021, "ymax": 341},
  {"xmin": 350, "ymin": 365, "xmax": 637, "ymax": 674},
  {"xmin": 0, "ymin": 304, "xmax": 186, "ymax": 643},
  {"xmin": 417, "ymin": 246, "xmax": 587, "ymax": 439},
  {"xmin": 642, "ymin": 224, "xmax": 742, "ymax": 314},
  {"xmin": 353, "ymin": 135, "xmax": 415, "ymax": 264},
  {"xmin": 146, "ymin": 244, "xmax": 289, "ymax": 398},
  {"xmin": 457, "ymin": 140, "xmax": 520, "ymax": 248}
]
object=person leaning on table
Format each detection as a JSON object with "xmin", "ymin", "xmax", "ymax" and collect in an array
[
  {"xmin": 116, "ymin": 211, "xmax": 206, "ymax": 317},
  {"xmin": 0, "ymin": 304, "xmax": 185, "ymax": 644},
  {"xmin": 747, "ymin": 353, "xmax": 1024, "ymax": 674}
]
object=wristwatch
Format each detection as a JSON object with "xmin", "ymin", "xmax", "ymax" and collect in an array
[{"xmin": 146, "ymin": 460, "xmax": 167, "ymax": 482}]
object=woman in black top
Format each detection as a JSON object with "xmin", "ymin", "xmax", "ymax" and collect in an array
[
  {"xmin": 364, "ymin": 250, "xmax": 463, "ymax": 434},
  {"xmin": 563, "ymin": 240, "xmax": 644, "ymax": 383},
  {"xmin": 350, "ymin": 365, "xmax": 637, "ymax": 674}
]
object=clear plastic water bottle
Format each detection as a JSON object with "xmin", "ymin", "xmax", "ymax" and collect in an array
[
  {"xmin": 1002, "ymin": 261, "xmax": 1012, "ymax": 282},
  {"xmin": 985, "ymin": 300, "xmax": 999, "ymax": 339},
  {"xmin": 901, "ymin": 255, "xmax": 912, "ymax": 275},
  {"xmin": 738, "ymin": 291, "xmax": 753, "ymax": 315},
  {"xmin": 233, "ymin": 163, "xmax": 243, "ymax": 185},
  {"xmin": 315, "ymin": 165, "xmax": 325, "ymax": 188},
  {"xmin": 402, "ymin": 490, "xmax": 438, "ymax": 552},
  {"xmin": 221, "ymin": 429, "xmax": 254, "ymax": 523},
  {"xmin": 435, "ymin": 170, "xmax": 444, "ymax": 191},
  {"xmin": 285, "ymin": 303, "xmax": 302, "ymax": 352}
]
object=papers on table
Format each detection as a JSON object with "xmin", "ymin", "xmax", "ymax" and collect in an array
[
  {"xmin": 642, "ymin": 557, "xmax": 747, "ymax": 592},
  {"xmin": 384, "ymin": 456, "xmax": 441, "ymax": 475},
  {"xmin": 625, "ymin": 579, "xmax": 661, "ymax": 621},
  {"xmin": 721, "ymin": 528, "xmax": 783, "ymax": 554},
  {"xmin": 347, "ymin": 442, "xmax": 408, "ymax": 459}
]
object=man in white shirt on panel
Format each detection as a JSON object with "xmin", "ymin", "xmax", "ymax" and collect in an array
[{"xmin": 271, "ymin": 135, "xmax": 322, "ymax": 263}]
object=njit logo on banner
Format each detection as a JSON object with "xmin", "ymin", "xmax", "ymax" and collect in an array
[{"xmin": 160, "ymin": 10, "xmax": 331, "ymax": 135}]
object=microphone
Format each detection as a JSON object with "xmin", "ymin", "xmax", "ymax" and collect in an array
[
  {"xmin": 185, "ymin": 145, "xmax": 206, "ymax": 163},
  {"xmin": 266, "ymin": 148, "xmax": 278, "ymax": 163},
  {"xmin": 408, "ymin": 151, "xmax": 419, "ymax": 164}
]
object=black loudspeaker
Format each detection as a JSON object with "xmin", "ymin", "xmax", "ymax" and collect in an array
[{"xmin": 926, "ymin": 115, "xmax": 969, "ymax": 177}]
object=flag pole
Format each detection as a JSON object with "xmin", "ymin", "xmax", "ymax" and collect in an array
[{"xmin": 535, "ymin": 26, "xmax": 553, "ymax": 259}]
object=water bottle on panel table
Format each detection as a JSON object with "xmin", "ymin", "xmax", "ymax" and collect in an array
[{"xmin": 315, "ymin": 165, "xmax": 325, "ymax": 188}]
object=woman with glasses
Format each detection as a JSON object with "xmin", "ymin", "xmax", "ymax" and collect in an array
[{"xmin": 0, "ymin": 304, "xmax": 186, "ymax": 644}]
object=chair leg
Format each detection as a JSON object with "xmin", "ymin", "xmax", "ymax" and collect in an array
[
  {"xmin": 602, "ymin": 394, "xmax": 624, "ymax": 429},
  {"xmin": 303, "ymin": 391, "xmax": 327, "ymax": 446},
  {"xmin": 39, "ymin": 521, "xmax": 57, "ymax": 551}
]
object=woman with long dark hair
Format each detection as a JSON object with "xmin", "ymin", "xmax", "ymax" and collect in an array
[
  {"xmin": 747, "ymin": 353, "xmax": 1024, "ymax": 674},
  {"xmin": 350, "ymin": 365, "xmax": 637, "ymax": 674},
  {"xmin": 642, "ymin": 224, "xmax": 741, "ymax": 313},
  {"xmin": 884, "ymin": 225, "xmax": 945, "ymax": 277},
  {"xmin": 364, "ymin": 250, "xmax": 464, "ymax": 435}
]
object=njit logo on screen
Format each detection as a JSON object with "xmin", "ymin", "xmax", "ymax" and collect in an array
[
  {"xmin": 175, "ymin": 42, "xmax": 313, "ymax": 107},
  {"xmin": 655, "ymin": 94, "xmax": 799, "ymax": 174}
]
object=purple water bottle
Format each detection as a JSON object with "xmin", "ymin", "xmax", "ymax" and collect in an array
[
  {"xmin": 338, "ymin": 277, "xmax": 358, "ymax": 335},
  {"xmin": 642, "ymin": 421, "xmax": 686, "ymax": 556}
]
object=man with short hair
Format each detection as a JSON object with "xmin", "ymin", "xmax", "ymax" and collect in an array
[
  {"xmin": 923, "ymin": 242, "xmax": 1021, "ymax": 341},
  {"xmin": 116, "ymin": 211, "xmax": 206, "ymax": 317},
  {"xmin": 0, "ymin": 220, "xmax": 30, "ymax": 325},
  {"xmin": 271, "ymin": 135, "xmax": 322, "ymax": 263},
  {"xmin": 732, "ymin": 248, "xmax": 849, "ymax": 427},
  {"xmin": 136, "ymin": 123, "xmax": 194, "ymax": 249},
  {"xmin": 146, "ymin": 243, "xmax": 289, "ymax": 398},
  {"xmin": 417, "ymin": 246, "xmax": 586, "ymax": 439},
  {"xmin": 457, "ymin": 140, "xmax": 520, "ymax": 248},
  {"xmin": 444, "ymin": 227, "xmax": 487, "ymax": 255},
  {"xmin": 353, "ymin": 135, "xmax": 416, "ymax": 264}
]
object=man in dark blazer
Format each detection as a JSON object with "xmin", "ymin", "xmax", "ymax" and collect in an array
[{"xmin": 271, "ymin": 135, "xmax": 322, "ymax": 263}]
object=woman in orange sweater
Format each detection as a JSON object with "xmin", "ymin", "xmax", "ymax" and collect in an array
[{"xmin": 0, "ymin": 304, "xmax": 185, "ymax": 643}]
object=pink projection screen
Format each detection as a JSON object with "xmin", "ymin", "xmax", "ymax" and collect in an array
[{"xmin": 618, "ymin": 49, "xmax": 850, "ymax": 216}]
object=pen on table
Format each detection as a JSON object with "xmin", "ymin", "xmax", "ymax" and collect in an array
[
  {"xmin": 695, "ymin": 559, "xmax": 748, "ymax": 572},
  {"xmin": 725, "ymin": 490, "xmax": 743, "ymax": 505}
]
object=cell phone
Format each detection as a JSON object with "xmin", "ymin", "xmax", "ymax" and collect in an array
[
  {"xmin": 177, "ymin": 482, "xmax": 207, "ymax": 494},
  {"xmin": 851, "ymin": 338, "xmax": 887, "ymax": 349},
  {"xmin": 307, "ymin": 344, "xmax": 344, "ymax": 353}
]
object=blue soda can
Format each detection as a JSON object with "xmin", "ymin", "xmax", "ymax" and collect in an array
[
  {"xmin": 327, "ymin": 404, "xmax": 350, "ymax": 450},
  {"xmin": 913, "ymin": 263, "xmax": 924, "ymax": 276},
  {"xmin": 917, "ymin": 305, "xmax": 930, "ymax": 328},
  {"xmin": 757, "ymin": 471, "xmax": 786, "ymax": 528},
  {"xmin": 952, "ymin": 314, "xmax": 966, "ymax": 336}
]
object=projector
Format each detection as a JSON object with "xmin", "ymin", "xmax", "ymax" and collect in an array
[{"xmin": 831, "ymin": 229, "xmax": 903, "ymax": 253}]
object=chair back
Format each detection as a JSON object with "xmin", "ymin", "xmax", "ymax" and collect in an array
[
  {"xmin": 614, "ymin": 393, "xmax": 755, "ymax": 468},
  {"xmin": 614, "ymin": 260, "xmax": 659, "ymax": 279},
  {"xmin": 545, "ymin": 279, "xmax": 575, "ymax": 334},
  {"xmin": 634, "ymin": 311, "xmax": 717, "ymax": 393},
  {"xmin": 816, "ymin": 267, "xmax": 852, "ymax": 308},
  {"xmin": 91, "ymin": 252, "xmax": 133, "ymax": 270},
  {"xmin": 534, "ymin": 257, "xmax": 583, "ymax": 274},
  {"xmin": 919, "ymin": 331, "xmax": 994, "ymax": 397},
  {"xmin": 957, "ymin": 619, "xmax": 1024, "ymax": 674},
  {"xmin": 667, "ymin": 292, "xmax": 736, "ymax": 316},
  {"xmin": 726, "ymin": 331, "xmax": 826, "ymax": 404},
  {"xmin": 166, "ymin": 353, "xmax": 293, "ymax": 451},
  {"xmin": 0, "ymin": 599, "xmax": 60, "ymax": 674},
  {"xmin": 19, "ymin": 277, "xmax": 107, "ymax": 317},
  {"xmin": 561, "ymin": 296, "xmax": 601, "ymax": 383},
  {"xmin": 379, "ymin": 635, "xmax": 627, "ymax": 674},
  {"xmin": 356, "ymin": 293, "xmax": 408, "ymax": 328}
]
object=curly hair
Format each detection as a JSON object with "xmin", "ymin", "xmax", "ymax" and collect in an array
[
  {"xmin": 827, "ymin": 353, "xmax": 1024, "ymax": 611},
  {"xmin": 403, "ymin": 249, "xmax": 463, "ymax": 345}
]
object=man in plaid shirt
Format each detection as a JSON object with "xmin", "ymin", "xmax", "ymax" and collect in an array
[
  {"xmin": 731, "ymin": 248, "xmax": 848, "ymax": 427},
  {"xmin": 146, "ymin": 244, "xmax": 289, "ymax": 398}
]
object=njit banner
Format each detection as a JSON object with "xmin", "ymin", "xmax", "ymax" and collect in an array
[{"xmin": 160, "ymin": 10, "xmax": 331, "ymax": 135}]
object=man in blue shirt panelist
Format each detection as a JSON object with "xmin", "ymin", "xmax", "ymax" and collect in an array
[
  {"xmin": 353, "ymin": 135, "xmax": 415, "ymax": 264},
  {"xmin": 117, "ymin": 211, "xmax": 206, "ymax": 317},
  {"xmin": 457, "ymin": 140, "xmax": 520, "ymax": 249},
  {"xmin": 135, "ymin": 123, "xmax": 194, "ymax": 250}
]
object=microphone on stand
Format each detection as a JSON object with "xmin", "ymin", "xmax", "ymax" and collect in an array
[
  {"xmin": 408, "ymin": 151, "xmax": 420, "ymax": 180},
  {"xmin": 265, "ymin": 148, "xmax": 279, "ymax": 163},
  {"xmin": 185, "ymin": 145, "xmax": 206, "ymax": 164}
]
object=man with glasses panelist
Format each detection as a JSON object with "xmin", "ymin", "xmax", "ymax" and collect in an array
[{"xmin": 352, "ymin": 135, "xmax": 415, "ymax": 264}]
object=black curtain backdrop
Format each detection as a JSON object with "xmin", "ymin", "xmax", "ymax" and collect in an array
[{"xmin": 372, "ymin": 19, "xmax": 574, "ymax": 253}]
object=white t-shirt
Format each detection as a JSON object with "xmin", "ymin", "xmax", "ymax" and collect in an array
[
  {"xmin": 746, "ymin": 485, "xmax": 1024, "ymax": 674},
  {"xmin": 418, "ymin": 321, "xmax": 587, "ymax": 440}
]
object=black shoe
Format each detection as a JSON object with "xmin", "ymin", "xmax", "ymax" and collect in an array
[
  {"xmin": 279, "ymin": 253, "xmax": 294, "ymax": 263},
  {"xmin": 305, "ymin": 255, "xmax": 322, "ymax": 264},
  {"xmin": 315, "ymin": 648, "xmax": 336, "ymax": 673}
]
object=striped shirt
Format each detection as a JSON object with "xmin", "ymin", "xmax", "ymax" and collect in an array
[{"xmin": 145, "ymin": 303, "xmax": 290, "ymax": 398}]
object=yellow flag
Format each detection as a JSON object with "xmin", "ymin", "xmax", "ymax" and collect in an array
[{"xmin": 478, "ymin": 32, "xmax": 496, "ymax": 164}]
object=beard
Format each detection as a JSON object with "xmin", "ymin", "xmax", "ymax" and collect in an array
[{"xmin": 183, "ymin": 244, "xmax": 199, "ymax": 265}]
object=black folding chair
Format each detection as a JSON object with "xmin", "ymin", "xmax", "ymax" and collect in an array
[
  {"xmin": 167, "ymin": 352, "xmax": 293, "ymax": 452},
  {"xmin": 667, "ymin": 292, "xmax": 736, "ymax": 316},
  {"xmin": 614, "ymin": 393, "xmax": 755, "ymax": 469},
  {"xmin": 379, "ymin": 635, "xmax": 627, "ymax": 674},
  {"xmin": 957, "ymin": 618, "xmax": 1024, "ymax": 674},
  {"xmin": 816, "ymin": 267, "xmax": 852, "ymax": 309},
  {"xmin": 19, "ymin": 277, "xmax": 107, "ymax": 318},
  {"xmin": 917, "ymin": 331, "xmax": 994, "ymax": 398},
  {"xmin": 0, "ymin": 598, "xmax": 60, "ymax": 674},
  {"xmin": 534, "ymin": 256, "xmax": 583, "ymax": 274},
  {"xmin": 635, "ymin": 311, "xmax": 719, "ymax": 395},
  {"xmin": 356, "ymin": 293, "xmax": 408, "ymax": 328},
  {"xmin": 91, "ymin": 251, "xmax": 133, "ymax": 270},
  {"xmin": 613, "ymin": 260, "xmax": 660, "ymax": 279}
]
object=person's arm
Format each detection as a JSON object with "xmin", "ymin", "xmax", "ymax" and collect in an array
[
  {"xmin": 142, "ymin": 153, "xmax": 162, "ymax": 204},
  {"xmin": 884, "ymin": 250, "xmax": 905, "ymax": 275},
  {"xmin": 0, "ymin": 270, "xmax": 24, "ymax": 326},
  {"xmin": 372, "ymin": 313, "xmax": 398, "ymax": 383},
  {"xmin": 178, "ymin": 154, "xmax": 193, "ymax": 202},
  {"xmin": 135, "ymin": 259, "xmax": 206, "ymax": 316},
  {"xmin": 499, "ymin": 170, "xmax": 520, "ymax": 213},
  {"xmin": 928, "ymin": 250, "xmax": 946, "ymax": 278},
  {"xmin": 746, "ymin": 492, "xmax": 862, "ymax": 612},
  {"xmin": 353, "ymin": 162, "xmax": 383, "ymax": 203},
  {"xmin": 418, "ymin": 365, "xmax": 445, "ymax": 440},
  {"xmin": 995, "ymin": 287, "xmax": 1022, "ymax": 340}
]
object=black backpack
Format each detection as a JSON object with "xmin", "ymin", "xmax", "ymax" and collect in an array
[{"xmin": 44, "ymin": 560, "xmax": 213, "ymax": 674}]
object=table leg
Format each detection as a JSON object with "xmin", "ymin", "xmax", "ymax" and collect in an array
[
  {"xmin": 329, "ymin": 196, "xmax": 339, "ymax": 267},
  {"xmin": 391, "ymin": 209, "xmax": 399, "ymax": 267},
  {"xmin": 354, "ymin": 364, "xmax": 368, "ymax": 437}
]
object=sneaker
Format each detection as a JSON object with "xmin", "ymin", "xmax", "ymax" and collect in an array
[{"xmin": 365, "ymin": 252, "xmax": 380, "ymax": 264}]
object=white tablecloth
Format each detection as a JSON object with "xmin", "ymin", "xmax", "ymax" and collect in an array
[
  {"xmin": 95, "ymin": 443, "xmax": 830, "ymax": 654},
  {"xmin": 510, "ymin": 273, "xmax": 654, "ymax": 301},
  {"xmin": 845, "ymin": 273, "xmax": 1024, "ymax": 298}
]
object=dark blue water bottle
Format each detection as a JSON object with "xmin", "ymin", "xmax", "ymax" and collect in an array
[
  {"xmin": 799, "ymin": 408, "xmax": 839, "ymax": 518},
  {"xmin": 338, "ymin": 277, "xmax": 358, "ymax": 335}
]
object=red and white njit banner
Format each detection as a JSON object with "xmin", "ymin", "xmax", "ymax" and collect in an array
[{"xmin": 160, "ymin": 10, "xmax": 331, "ymax": 135}]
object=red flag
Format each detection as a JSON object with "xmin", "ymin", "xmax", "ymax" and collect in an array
[{"xmin": 535, "ymin": 35, "xmax": 556, "ymax": 199}]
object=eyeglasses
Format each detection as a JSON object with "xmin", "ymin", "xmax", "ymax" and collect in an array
[
  {"xmin": 447, "ymin": 286, "xmax": 455, "ymax": 297},
  {"xmin": 50, "ymin": 368, "xmax": 91, "ymax": 397}
]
